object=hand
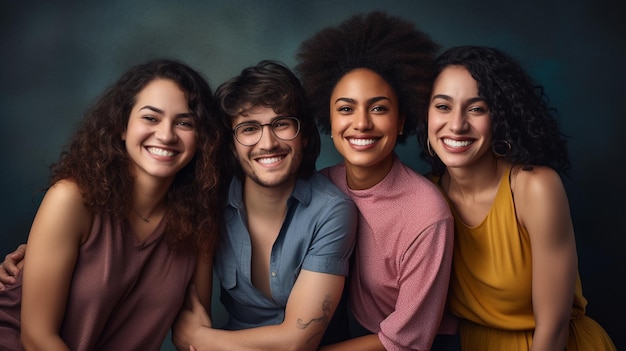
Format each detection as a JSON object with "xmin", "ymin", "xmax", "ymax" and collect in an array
[
  {"xmin": 0, "ymin": 244, "xmax": 26, "ymax": 290},
  {"xmin": 172, "ymin": 284, "xmax": 212, "ymax": 351}
]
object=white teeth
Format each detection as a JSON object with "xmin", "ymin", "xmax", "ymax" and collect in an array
[
  {"xmin": 147, "ymin": 147, "xmax": 176, "ymax": 157},
  {"xmin": 443, "ymin": 139, "xmax": 472, "ymax": 147},
  {"xmin": 258, "ymin": 156, "xmax": 282, "ymax": 164},
  {"xmin": 349, "ymin": 138, "xmax": 376, "ymax": 146}
]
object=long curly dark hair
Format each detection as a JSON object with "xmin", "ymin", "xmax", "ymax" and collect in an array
[
  {"xmin": 418, "ymin": 46, "xmax": 571, "ymax": 176},
  {"xmin": 295, "ymin": 11, "xmax": 440, "ymax": 144},
  {"xmin": 215, "ymin": 60, "xmax": 320, "ymax": 179},
  {"xmin": 49, "ymin": 59, "xmax": 223, "ymax": 257}
]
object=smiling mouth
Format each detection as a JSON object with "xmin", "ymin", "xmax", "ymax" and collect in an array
[
  {"xmin": 348, "ymin": 138, "xmax": 378, "ymax": 146},
  {"xmin": 147, "ymin": 147, "xmax": 177, "ymax": 157},
  {"xmin": 443, "ymin": 139, "xmax": 472, "ymax": 148},
  {"xmin": 257, "ymin": 155, "xmax": 285, "ymax": 164}
]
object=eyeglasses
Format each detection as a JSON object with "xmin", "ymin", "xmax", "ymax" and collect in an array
[{"xmin": 232, "ymin": 116, "xmax": 301, "ymax": 146}]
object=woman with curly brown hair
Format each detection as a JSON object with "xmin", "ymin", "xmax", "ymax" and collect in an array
[
  {"xmin": 0, "ymin": 59, "xmax": 223, "ymax": 350},
  {"xmin": 420, "ymin": 45, "xmax": 616, "ymax": 350},
  {"xmin": 296, "ymin": 11, "xmax": 459, "ymax": 351}
]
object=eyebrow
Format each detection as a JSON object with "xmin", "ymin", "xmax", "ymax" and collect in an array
[
  {"xmin": 334, "ymin": 96, "xmax": 391, "ymax": 105},
  {"xmin": 431, "ymin": 94, "xmax": 485, "ymax": 105},
  {"xmin": 139, "ymin": 105, "xmax": 194, "ymax": 118},
  {"xmin": 234, "ymin": 115, "xmax": 290, "ymax": 125}
]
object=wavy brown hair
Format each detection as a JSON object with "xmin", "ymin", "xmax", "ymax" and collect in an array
[{"xmin": 48, "ymin": 59, "xmax": 223, "ymax": 257}]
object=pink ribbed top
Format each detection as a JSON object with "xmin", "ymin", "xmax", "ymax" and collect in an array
[{"xmin": 322, "ymin": 156, "xmax": 456, "ymax": 351}]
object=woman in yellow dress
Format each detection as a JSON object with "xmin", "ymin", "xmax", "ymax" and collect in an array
[{"xmin": 419, "ymin": 45, "xmax": 616, "ymax": 350}]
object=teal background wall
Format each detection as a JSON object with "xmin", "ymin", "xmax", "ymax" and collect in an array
[{"xmin": 1, "ymin": 1, "xmax": 624, "ymax": 349}]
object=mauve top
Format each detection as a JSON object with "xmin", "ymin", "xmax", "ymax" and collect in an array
[{"xmin": 0, "ymin": 212, "xmax": 196, "ymax": 351}]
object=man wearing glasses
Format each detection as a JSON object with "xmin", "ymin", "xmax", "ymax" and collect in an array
[
  {"xmin": 0, "ymin": 60, "xmax": 356, "ymax": 350},
  {"xmin": 172, "ymin": 60, "xmax": 357, "ymax": 350}
]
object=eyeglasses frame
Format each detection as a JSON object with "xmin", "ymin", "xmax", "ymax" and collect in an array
[{"xmin": 231, "ymin": 116, "xmax": 301, "ymax": 146}]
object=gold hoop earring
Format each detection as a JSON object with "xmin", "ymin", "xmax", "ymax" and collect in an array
[
  {"xmin": 492, "ymin": 140, "xmax": 511, "ymax": 158},
  {"xmin": 426, "ymin": 139, "xmax": 435, "ymax": 157}
]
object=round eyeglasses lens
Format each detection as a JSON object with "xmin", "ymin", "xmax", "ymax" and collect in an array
[
  {"xmin": 234, "ymin": 124, "xmax": 262, "ymax": 146},
  {"xmin": 234, "ymin": 117, "xmax": 300, "ymax": 146},
  {"xmin": 271, "ymin": 117, "xmax": 300, "ymax": 141}
]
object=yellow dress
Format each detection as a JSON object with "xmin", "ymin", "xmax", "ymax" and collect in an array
[{"xmin": 443, "ymin": 167, "xmax": 616, "ymax": 350}]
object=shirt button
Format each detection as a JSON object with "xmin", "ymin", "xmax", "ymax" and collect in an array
[{"xmin": 271, "ymin": 271, "xmax": 277, "ymax": 277}]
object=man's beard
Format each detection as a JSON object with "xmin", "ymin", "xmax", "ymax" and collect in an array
[{"xmin": 242, "ymin": 149, "xmax": 303, "ymax": 188}]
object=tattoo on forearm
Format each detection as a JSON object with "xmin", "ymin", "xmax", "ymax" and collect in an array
[
  {"xmin": 296, "ymin": 294, "xmax": 333, "ymax": 329},
  {"xmin": 296, "ymin": 294, "xmax": 334, "ymax": 344}
]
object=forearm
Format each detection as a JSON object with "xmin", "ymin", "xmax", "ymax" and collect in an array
[
  {"xmin": 319, "ymin": 334, "xmax": 384, "ymax": 351},
  {"xmin": 530, "ymin": 321, "xmax": 569, "ymax": 351},
  {"xmin": 191, "ymin": 324, "xmax": 319, "ymax": 351},
  {"xmin": 22, "ymin": 333, "xmax": 70, "ymax": 351},
  {"xmin": 530, "ymin": 331, "xmax": 568, "ymax": 351}
]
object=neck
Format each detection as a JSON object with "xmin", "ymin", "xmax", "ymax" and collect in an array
[
  {"xmin": 131, "ymin": 173, "xmax": 172, "ymax": 222},
  {"xmin": 344, "ymin": 154, "xmax": 394, "ymax": 190},
  {"xmin": 443, "ymin": 157, "xmax": 507, "ymax": 195},
  {"xmin": 243, "ymin": 177, "xmax": 295, "ymax": 217}
]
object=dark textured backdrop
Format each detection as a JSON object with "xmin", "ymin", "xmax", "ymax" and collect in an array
[{"xmin": 1, "ymin": 1, "xmax": 624, "ymax": 349}]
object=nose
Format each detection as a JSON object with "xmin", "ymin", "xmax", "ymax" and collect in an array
[
  {"xmin": 448, "ymin": 110, "xmax": 468, "ymax": 133},
  {"xmin": 155, "ymin": 122, "xmax": 177, "ymax": 143},
  {"xmin": 352, "ymin": 109, "xmax": 373, "ymax": 131},
  {"xmin": 256, "ymin": 124, "xmax": 279, "ymax": 150}
]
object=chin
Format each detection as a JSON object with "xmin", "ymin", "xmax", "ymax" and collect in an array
[{"xmin": 248, "ymin": 171, "xmax": 293, "ymax": 188}]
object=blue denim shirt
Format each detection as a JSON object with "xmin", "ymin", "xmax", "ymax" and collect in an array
[{"xmin": 214, "ymin": 172, "xmax": 357, "ymax": 329}]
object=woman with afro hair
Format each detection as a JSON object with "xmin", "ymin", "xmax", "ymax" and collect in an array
[
  {"xmin": 420, "ymin": 45, "xmax": 616, "ymax": 350},
  {"xmin": 297, "ymin": 11, "xmax": 459, "ymax": 351}
]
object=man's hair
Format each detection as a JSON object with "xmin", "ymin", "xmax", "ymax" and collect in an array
[{"xmin": 216, "ymin": 60, "xmax": 320, "ymax": 179}]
